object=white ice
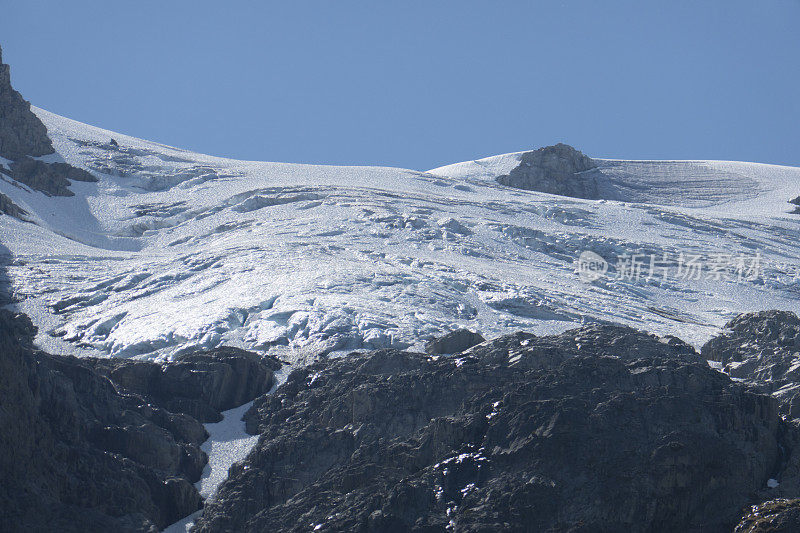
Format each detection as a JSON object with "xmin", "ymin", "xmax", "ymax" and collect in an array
[{"xmin": 0, "ymin": 108, "xmax": 798, "ymax": 365}]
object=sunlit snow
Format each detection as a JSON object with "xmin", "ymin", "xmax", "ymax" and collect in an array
[{"xmin": 0, "ymin": 108, "xmax": 799, "ymax": 365}]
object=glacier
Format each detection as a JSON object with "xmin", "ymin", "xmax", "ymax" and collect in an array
[{"xmin": 1, "ymin": 107, "xmax": 799, "ymax": 364}]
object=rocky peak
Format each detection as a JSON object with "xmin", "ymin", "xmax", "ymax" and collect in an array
[
  {"xmin": 0, "ymin": 44, "xmax": 54, "ymax": 160},
  {"xmin": 496, "ymin": 143, "xmax": 601, "ymax": 199},
  {"xmin": 521, "ymin": 143, "xmax": 596, "ymax": 173}
]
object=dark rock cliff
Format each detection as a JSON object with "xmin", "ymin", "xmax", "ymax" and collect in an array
[
  {"xmin": 0, "ymin": 44, "xmax": 96, "ymax": 197},
  {"xmin": 0, "ymin": 309, "xmax": 277, "ymax": 532},
  {"xmin": 702, "ymin": 310, "xmax": 800, "ymax": 418},
  {"xmin": 86, "ymin": 346, "xmax": 282, "ymax": 423},
  {"xmin": 0, "ymin": 45, "xmax": 53, "ymax": 160},
  {"xmin": 196, "ymin": 324, "xmax": 785, "ymax": 532}
]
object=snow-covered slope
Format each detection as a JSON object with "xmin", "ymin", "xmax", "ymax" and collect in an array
[
  {"xmin": 430, "ymin": 150, "xmax": 799, "ymax": 213},
  {"xmin": 1, "ymin": 111, "xmax": 799, "ymax": 362}
]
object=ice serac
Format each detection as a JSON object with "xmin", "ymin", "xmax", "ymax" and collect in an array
[
  {"xmin": 196, "ymin": 324, "xmax": 784, "ymax": 532},
  {"xmin": 496, "ymin": 143, "xmax": 601, "ymax": 199},
  {"xmin": 0, "ymin": 45, "xmax": 53, "ymax": 160}
]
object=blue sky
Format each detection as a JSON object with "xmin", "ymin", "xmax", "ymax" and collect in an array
[{"xmin": 1, "ymin": 1, "xmax": 798, "ymax": 170}]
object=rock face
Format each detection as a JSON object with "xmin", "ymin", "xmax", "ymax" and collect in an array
[
  {"xmin": 736, "ymin": 499, "xmax": 800, "ymax": 532},
  {"xmin": 702, "ymin": 310, "xmax": 800, "ymax": 418},
  {"xmin": 0, "ymin": 45, "xmax": 53, "ymax": 160},
  {"xmin": 0, "ymin": 309, "xmax": 205, "ymax": 532},
  {"xmin": 3, "ymin": 157, "xmax": 97, "ymax": 197},
  {"xmin": 496, "ymin": 143, "xmax": 600, "ymax": 199},
  {"xmin": 0, "ymin": 191, "xmax": 28, "ymax": 220},
  {"xmin": 196, "ymin": 324, "xmax": 784, "ymax": 533},
  {"xmin": 0, "ymin": 305, "xmax": 280, "ymax": 532},
  {"xmin": 425, "ymin": 329, "xmax": 485, "ymax": 355},
  {"xmin": 0, "ymin": 45, "xmax": 97, "ymax": 196},
  {"xmin": 87, "ymin": 346, "xmax": 280, "ymax": 423}
]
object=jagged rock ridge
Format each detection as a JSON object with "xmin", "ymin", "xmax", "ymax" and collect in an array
[
  {"xmin": 0, "ymin": 45, "xmax": 96, "ymax": 197},
  {"xmin": 0, "ymin": 191, "xmax": 27, "ymax": 220},
  {"xmin": 0, "ymin": 45, "xmax": 53, "ymax": 160}
]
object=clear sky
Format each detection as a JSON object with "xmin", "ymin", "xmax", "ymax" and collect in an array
[{"xmin": 1, "ymin": 1, "xmax": 798, "ymax": 170}]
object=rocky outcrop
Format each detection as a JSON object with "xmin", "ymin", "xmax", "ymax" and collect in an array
[
  {"xmin": 0, "ymin": 45, "xmax": 97, "ymax": 196},
  {"xmin": 0, "ymin": 297, "xmax": 279, "ymax": 532},
  {"xmin": 87, "ymin": 346, "xmax": 281, "ymax": 423},
  {"xmin": 6, "ymin": 157, "xmax": 97, "ymax": 196},
  {"xmin": 196, "ymin": 324, "xmax": 784, "ymax": 532},
  {"xmin": 496, "ymin": 143, "xmax": 601, "ymax": 199},
  {"xmin": 0, "ymin": 191, "xmax": 27, "ymax": 220},
  {"xmin": 425, "ymin": 328, "xmax": 485, "ymax": 355},
  {"xmin": 736, "ymin": 499, "xmax": 800, "ymax": 532},
  {"xmin": 791, "ymin": 196, "xmax": 800, "ymax": 214},
  {"xmin": 0, "ymin": 45, "xmax": 53, "ymax": 160},
  {"xmin": 0, "ymin": 309, "xmax": 206, "ymax": 532},
  {"xmin": 702, "ymin": 310, "xmax": 800, "ymax": 418}
]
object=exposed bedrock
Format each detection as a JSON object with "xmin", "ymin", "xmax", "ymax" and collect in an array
[
  {"xmin": 196, "ymin": 323, "xmax": 787, "ymax": 533},
  {"xmin": 0, "ymin": 308, "xmax": 281, "ymax": 532},
  {"xmin": 0, "ymin": 310, "xmax": 204, "ymax": 531},
  {"xmin": 496, "ymin": 143, "xmax": 602, "ymax": 199},
  {"xmin": 702, "ymin": 310, "xmax": 800, "ymax": 418},
  {"xmin": 425, "ymin": 328, "xmax": 485, "ymax": 355},
  {"xmin": 86, "ymin": 346, "xmax": 281, "ymax": 423},
  {"xmin": 0, "ymin": 45, "xmax": 53, "ymax": 160},
  {"xmin": 2, "ymin": 156, "xmax": 97, "ymax": 197},
  {"xmin": 0, "ymin": 191, "xmax": 27, "ymax": 220},
  {"xmin": 736, "ymin": 499, "xmax": 800, "ymax": 532},
  {"xmin": 0, "ymin": 44, "xmax": 97, "ymax": 197}
]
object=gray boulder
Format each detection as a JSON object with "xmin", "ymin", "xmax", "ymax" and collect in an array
[
  {"xmin": 425, "ymin": 328, "xmax": 485, "ymax": 354},
  {"xmin": 496, "ymin": 143, "xmax": 601, "ymax": 199}
]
